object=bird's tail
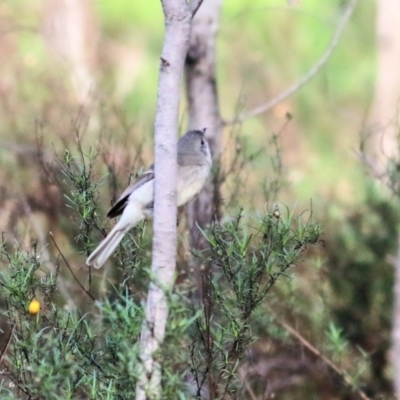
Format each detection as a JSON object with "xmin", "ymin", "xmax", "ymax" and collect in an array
[
  {"xmin": 86, "ymin": 224, "xmax": 127, "ymax": 269},
  {"xmin": 86, "ymin": 200, "xmax": 145, "ymax": 269}
]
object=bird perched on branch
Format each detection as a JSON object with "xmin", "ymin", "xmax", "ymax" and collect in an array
[{"xmin": 86, "ymin": 129, "xmax": 211, "ymax": 269}]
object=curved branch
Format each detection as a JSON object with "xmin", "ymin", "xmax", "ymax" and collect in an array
[
  {"xmin": 224, "ymin": 0, "xmax": 359, "ymax": 125},
  {"xmin": 276, "ymin": 317, "xmax": 371, "ymax": 400}
]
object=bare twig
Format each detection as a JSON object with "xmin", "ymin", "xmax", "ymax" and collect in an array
[
  {"xmin": 0, "ymin": 323, "xmax": 15, "ymax": 365},
  {"xmin": 49, "ymin": 232, "xmax": 95, "ymax": 302},
  {"xmin": 242, "ymin": 379, "xmax": 258, "ymax": 400},
  {"xmin": 353, "ymin": 148, "xmax": 386, "ymax": 180},
  {"xmin": 276, "ymin": 318, "xmax": 371, "ymax": 400},
  {"xmin": 224, "ymin": 0, "xmax": 359, "ymax": 125},
  {"xmin": 190, "ymin": 0, "xmax": 204, "ymax": 18}
]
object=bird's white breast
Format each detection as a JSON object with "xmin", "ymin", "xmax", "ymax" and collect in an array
[
  {"xmin": 177, "ymin": 164, "xmax": 210, "ymax": 206},
  {"xmin": 124, "ymin": 163, "xmax": 209, "ymax": 223}
]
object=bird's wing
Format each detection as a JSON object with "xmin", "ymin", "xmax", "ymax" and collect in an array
[{"xmin": 107, "ymin": 166, "xmax": 154, "ymax": 218}]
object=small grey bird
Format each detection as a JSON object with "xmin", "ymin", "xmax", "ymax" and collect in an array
[{"xmin": 86, "ymin": 129, "xmax": 212, "ymax": 269}]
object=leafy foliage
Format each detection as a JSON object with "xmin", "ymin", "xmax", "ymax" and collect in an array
[
  {"xmin": 0, "ymin": 145, "xmax": 324, "ymax": 399},
  {"xmin": 188, "ymin": 208, "xmax": 321, "ymax": 398}
]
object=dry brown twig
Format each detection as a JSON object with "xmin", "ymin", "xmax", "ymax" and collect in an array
[
  {"xmin": 224, "ymin": 0, "xmax": 360, "ymax": 125},
  {"xmin": 276, "ymin": 317, "xmax": 371, "ymax": 400},
  {"xmin": 0, "ymin": 323, "xmax": 15, "ymax": 365},
  {"xmin": 49, "ymin": 232, "xmax": 96, "ymax": 302}
]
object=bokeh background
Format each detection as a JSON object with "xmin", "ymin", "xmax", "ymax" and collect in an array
[{"xmin": 1, "ymin": 0, "xmax": 399, "ymax": 398}]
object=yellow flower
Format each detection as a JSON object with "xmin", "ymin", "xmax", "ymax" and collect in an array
[{"xmin": 28, "ymin": 299, "xmax": 41, "ymax": 315}]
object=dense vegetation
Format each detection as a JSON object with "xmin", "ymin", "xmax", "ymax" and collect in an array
[{"xmin": 0, "ymin": 1, "xmax": 396, "ymax": 399}]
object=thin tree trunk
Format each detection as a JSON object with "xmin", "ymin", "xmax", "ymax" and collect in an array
[
  {"xmin": 184, "ymin": 3, "xmax": 222, "ymax": 397},
  {"xmin": 135, "ymin": 1, "xmax": 194, "ymax": 399},
  {"xmin": 373, "ymin": 2, "xmax": 400, "ymax": 395},
  {"xmin": 369, "ymin": 0, "xmax": 400, "ymax": 165},
  {"xmin": 42, "ymin": 0, "xmax": 98, "ymax": 104},
  {"xmin": 185, "ymin": 0, "xmax": 223, "ymax": 251}
]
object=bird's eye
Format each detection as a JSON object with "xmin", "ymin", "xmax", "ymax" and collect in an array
[{"xmin": 201, "ymin": 139, "xmax": 204, "ymax": 146}]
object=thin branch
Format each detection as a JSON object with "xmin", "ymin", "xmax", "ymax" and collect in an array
[
  {"xmin": 242, "ymin": 379, "xmax": 258, "ymax": 400},
  {"xmin": 353, "ymin": 148, "xmax": 386, "ymax": 180},
  {"xmin": 224, "ymin": 0, "xmax": 359, "ymax": 125},
  {"xmin": 190, "ymin": 0, "xmax": 204, "ymax": 18},
  {"xmin": 49, "ymin": 232, "xmax": 95, "ymax": 302},
  {"xmin": 276, "ymin": 318, "xmax": 371, "ymax": 400},
  {"xmin": 0, "ymin": 323, "xmax": 15, "ymax": 365}
]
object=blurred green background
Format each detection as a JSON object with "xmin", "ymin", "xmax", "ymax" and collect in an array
[
  {"xmin": 0, "ymin": 0, "xmax": 376, "ymax": 206},
  {"xmin": 1, "ymin": 0, "xmax": 398, "ymax": 398}
]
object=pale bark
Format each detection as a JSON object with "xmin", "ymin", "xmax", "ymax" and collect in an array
[
  {"xmin": 135, "ymin": 1, "xmax": 193, "ymax": 399},
  {"xmin": 42, "ymin": 0, "xmax": 98, "ymax": 103},
  {"xmin": 373, "ymin": 3, "xmax": 400, "ymax": 396},
  {"xmin": 184, "ymin": 4, "xmax": 222, "ymax": 396},
  {"xmin": 369, "ymin": 0, "xmax": 400, "ymax": 165},
  {"xmin": 185, "ymin": 0, "xmax": 223, "ymax": 251}
]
